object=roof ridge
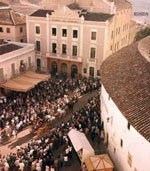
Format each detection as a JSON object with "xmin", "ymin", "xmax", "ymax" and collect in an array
[{"xmin": 10, "ymin": 10, "xmax": 16, "ymax": 25}]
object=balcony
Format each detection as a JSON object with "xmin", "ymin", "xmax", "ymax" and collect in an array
[{"xmin": 47, "ymin": 53, "xmax": 82, "ymax": 62}]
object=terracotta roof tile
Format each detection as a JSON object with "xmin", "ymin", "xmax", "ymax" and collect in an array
[
  {"xmin": 81, "ymin": 12, "xmax": 113, "ymax": 22},
  {"xmin": 101, "ymin": 36, "xmax": 150, "ymax": 142},
  {"xmin": 0, "ymin": 2, "xmax": 9, "ymax": 7},
  {"xmin": 0, "ymin": 9, "xmax": 25, "ymax": 25},
  {"xmin": 30, "ymin": 9, "xmax": 54, "ymax": 17},
  {"xmin": 67, "ymin": 3, "xmax": 82, "ymax": 10},
  {"xmin": 111, "ymin": 0, "xmax": 132, "ymax": 9}
]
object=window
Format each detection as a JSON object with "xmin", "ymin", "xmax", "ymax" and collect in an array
[
  {"xmin": 28, "ymin": 56, "xmax": 32, "ymax": 67},
  {"xmin": 6, "ymin": 28, "xmax": 10, "ymax": 33},
  {"xmin": 116, "ymin": 28, "xmax": 118, "ymax": 36},
  {"xmin": 72, "ymin": 45, "xmax": 77, "ymax": 56},
  {"xmin": 62, "ymin": 44, "xmax": 67, "ymax": 54},
  {"xmin": 111, "ymin": 31, "xmax": 114, "ymax": 39},
  {"xmin": 0, "ymin": 27, "xmax": 3, "ymax": 32},
  {"xmin": 62, "ymin": 28, "xmax": 67, "ymax": 37},
  {"xmin": 117, "ymin": 42, "xmax": 119, "ymax": 50},
  {"xmin": 52, "ymin": 43, "xmax": 57, "ymax": 53},
  {"xmin": 20, "ymin": 39, "xmax": 23, "ymax": 42},
  {"xmin": 36, "ymin": 41, "xmax": 40, "ymax": 51},
  {"xmin": 114, "ymin": 148, "xmax": 116, "ymax": 153},
  {"xmin": 120, "ymin": 139, "xmax": 123, "ymax": 147},
  {"xmin": 83, "ymin": 68, "xmax": 87, "ymax": 73},
  {"xmin": 97, "ymin": 70, "xmax": 100, "ymax": 76},
  {"xmin": 11, "ymin": 63, "xmax": 15, "ymax": 76},
  {"xmin": 90, "ymin": 48, "xmax": 96, "ymax": 59},
  {"xmin": 127, "ymin": 122, "xmax": 130, "ymax": 130},
  {"xmin": 89, "ymin": 67, "xmax": 94, "ymax": 77},
  {"xmin": 73, "ymin": 29, "xmax": 78, "ymax": 38},
  {"xmin": 20, "ymin": 27, "xmax": 23, "ymax": 33},
  {"xmin": 91, "ymin": 31, "xmax": 96, "ymax": 40},
  {"xmin": 52, "ymin": 28, "xmax": 56, "ymax": 36},
  {"xmin": 118, "ymin": 27, "xmax": 120, "ymax": 34},
  {"xmin": 110, "ymin": 45, "xmax": 113, "ymax": 51},
  {"xmin": 35, "ymin": 26, "xmax": 40, "ymax": 34},
  {"xmin": 128, "ymin": 152, "xmax": 132, "ymax": 167}
]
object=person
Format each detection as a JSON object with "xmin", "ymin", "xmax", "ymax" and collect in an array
[{"xmin": 81, "ymin": 162, "xmax": 87, "ymax": 171}]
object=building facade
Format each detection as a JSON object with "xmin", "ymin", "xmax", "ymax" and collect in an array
[
  {"xmin": 100, "ymin": 36, "xmax": 150, "ymax": 171},
  {"xmin": 27, "ymin": 0, "xmax": 136, "ymax": 77},
  {"xmin": 0, "ymin": 2, "xmax": 27, "ymax": 42},
  {"xmin": 0, "ymin": 40, "xmax": 35, "ymax": 82}
]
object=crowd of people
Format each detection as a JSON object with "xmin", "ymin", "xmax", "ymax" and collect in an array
[
  {"xmin": 0, "ymin": 77, "xmax": 101, "ymax": 140},
  {"xmin": 0, "ymin": 95, "xmax": 102, "ymax": 171},
  {"xmin": 0, "ymin": 76, "xmax": 102, "ymax": 171}
]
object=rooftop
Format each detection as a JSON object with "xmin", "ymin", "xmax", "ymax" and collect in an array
[
  {"xmin": 0, "ymin": 9, "xmax": 25, "ymax": 25},
  {"xmin": 31, "ymin": 8, "xmax": 113, "ymax": 22},
  {"xmin": 0, "ymin": 2, "xmax": 9, "ymax": 8},
  {"xmin": 82, "ymin": 12, "xmax": 113, "ymax": 22},
  {"xmin": 101, "ymin": 36, "xmax": 150, "ymax": 142},
  {"xmin": 109, "ymin": 0, "xmax": 132, "ymax": 9},
  {"xmin": 0, "ymin": 43, "xmax": 22, "ymax": 55},
  {"xmin": 67, "ymin": 3, "xmax": 82, "ymax": 10},
  {"xmin": 30, "ymin": 9, "xmax": 54, "ymax": 17}
]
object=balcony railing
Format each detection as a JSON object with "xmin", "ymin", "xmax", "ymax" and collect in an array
[{"xmin": 47, "ymin": 53, "xmax": 82, "ymax": 62}]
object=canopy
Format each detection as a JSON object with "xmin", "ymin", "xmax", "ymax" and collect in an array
[
  {"xmin": 68, "ymin": 129, "xmax": 95, "ymax": 162},
  {"xmin": 85, "ymin": 154, "xmax": 114, "ymax": 171},
  {"xmin": 0, "ymin": 71, "xmax": 50, "ymax": 92}
]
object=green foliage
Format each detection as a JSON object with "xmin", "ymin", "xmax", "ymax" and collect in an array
[{"xmin": 135, "ymin": 27, "xmax": 150, "ymax": 41}]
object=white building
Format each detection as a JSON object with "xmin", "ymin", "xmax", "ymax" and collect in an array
[
  {"xmin": 26, "ymin": 0, "xmax": 136, "ymax": 77},
  {"xmin": 0, "ymin": 39, "xmax": 35, "ymax": 82},
  {"xmin": 100, "ymin": 36, "xmax": 150, "ymax": 171}
]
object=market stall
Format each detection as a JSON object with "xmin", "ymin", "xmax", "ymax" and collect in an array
[
  {"xmin": 68, "ymin": 129, "xmax": 95, "ymax": 162},
  {"xmin": 84, "ymin": 154, "xmax": 114, "ymax": 171}
]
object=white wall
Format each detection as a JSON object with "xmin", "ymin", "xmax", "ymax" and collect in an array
[
  {"xmin": 0, "ymin": 42, "xmax": 35, "ymax": 80},
  {"xmin": 101, "ymin": 85, "xmax": 150, "ymax": 171}
]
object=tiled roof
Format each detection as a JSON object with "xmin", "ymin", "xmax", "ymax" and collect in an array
[
  {"xmin": 82, "ymin": 12, "xmax": 113, "ymax": 22},
  {"xmin": 67, "ymin": 3, "xmax": 82, "ymax": 10},
  {"xmin": 0, "ymin": 9, "xmax": 25, "ymax": 25},
  {"xmin": 30, "ymin": 9, "xmax": 54, "ymax": 17},
  {"xmin": 113, "ymin": 0, "xmax": 132, "ymax": 9},
  {"xmin": 0, "ymin": 44, "xmax": 22, "ymax": 55},
  {"xmin": 0, "ymin": 2, "xmax": 9, "ymax": 7},
  {"xmin": 101, "ymin": 37, "xmax": 150, "ymax": 142}
]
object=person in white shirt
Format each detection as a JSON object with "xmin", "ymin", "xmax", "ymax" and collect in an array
[{"xmin": 19, "ymin": 161, "xmax": 24, "ymax": 171}]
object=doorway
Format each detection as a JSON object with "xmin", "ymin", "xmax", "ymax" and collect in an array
[
  {"xmin": 51, "ymin": 62, "xmax": 58, "ymax": 75},
  {"xmin": 71, "ymin": 64, "xmax": 78, "ymax": 78}
]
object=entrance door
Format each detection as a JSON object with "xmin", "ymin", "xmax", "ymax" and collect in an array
[
  {"xmin": 0, "ymin": 68, "xmax": 4, "ymax": 82},
  {"xmin": 37, "ymin": 58, "xmax": 41, "ymax": 69},
  {"xmin": 11, "ymin": 63, "xmax": 15, "ymax": 77},
  {"xmin": 71, "ymin": 64, "xmax": 78, "ymax": 78},
  {"xmin": 51, "ymin": 62, "xmax": 58, "ymax": 75},
  {"xmin": 61, "ymin": 63, "xmax": 67, "ymax": 73},
  {"xmin": 89, "ymin": 67, "xmax": 94, "ymax": 77}
]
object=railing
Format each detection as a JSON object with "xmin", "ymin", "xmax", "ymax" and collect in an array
[{"xmin": 47, "ymin": 53, "xmax": 82, "ymax": 62}]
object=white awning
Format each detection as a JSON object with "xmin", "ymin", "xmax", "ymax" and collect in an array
[
  {"xmin": 68, "ymin": 129, "xmax": 95, "ymax": 162},
  {"xmin": 0, "ymin": 71, "xmax": 51, "ymax": 92}
]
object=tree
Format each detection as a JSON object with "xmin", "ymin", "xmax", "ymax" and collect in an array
[{"xmin": 135, "ymin": 27, "xmax": 150, "ymax": 41}]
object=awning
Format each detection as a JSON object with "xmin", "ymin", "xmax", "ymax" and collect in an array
[
  {"xmin": 85, "ymin": 154, "xmax": 114, "ymax": 171},
  {"xmin": 0, "ymin": 71, "xmax": 50, "ymax": 92},
  {"xmin": 68, "ymin": 129, "xmax": 95, "ymax": 162}
]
